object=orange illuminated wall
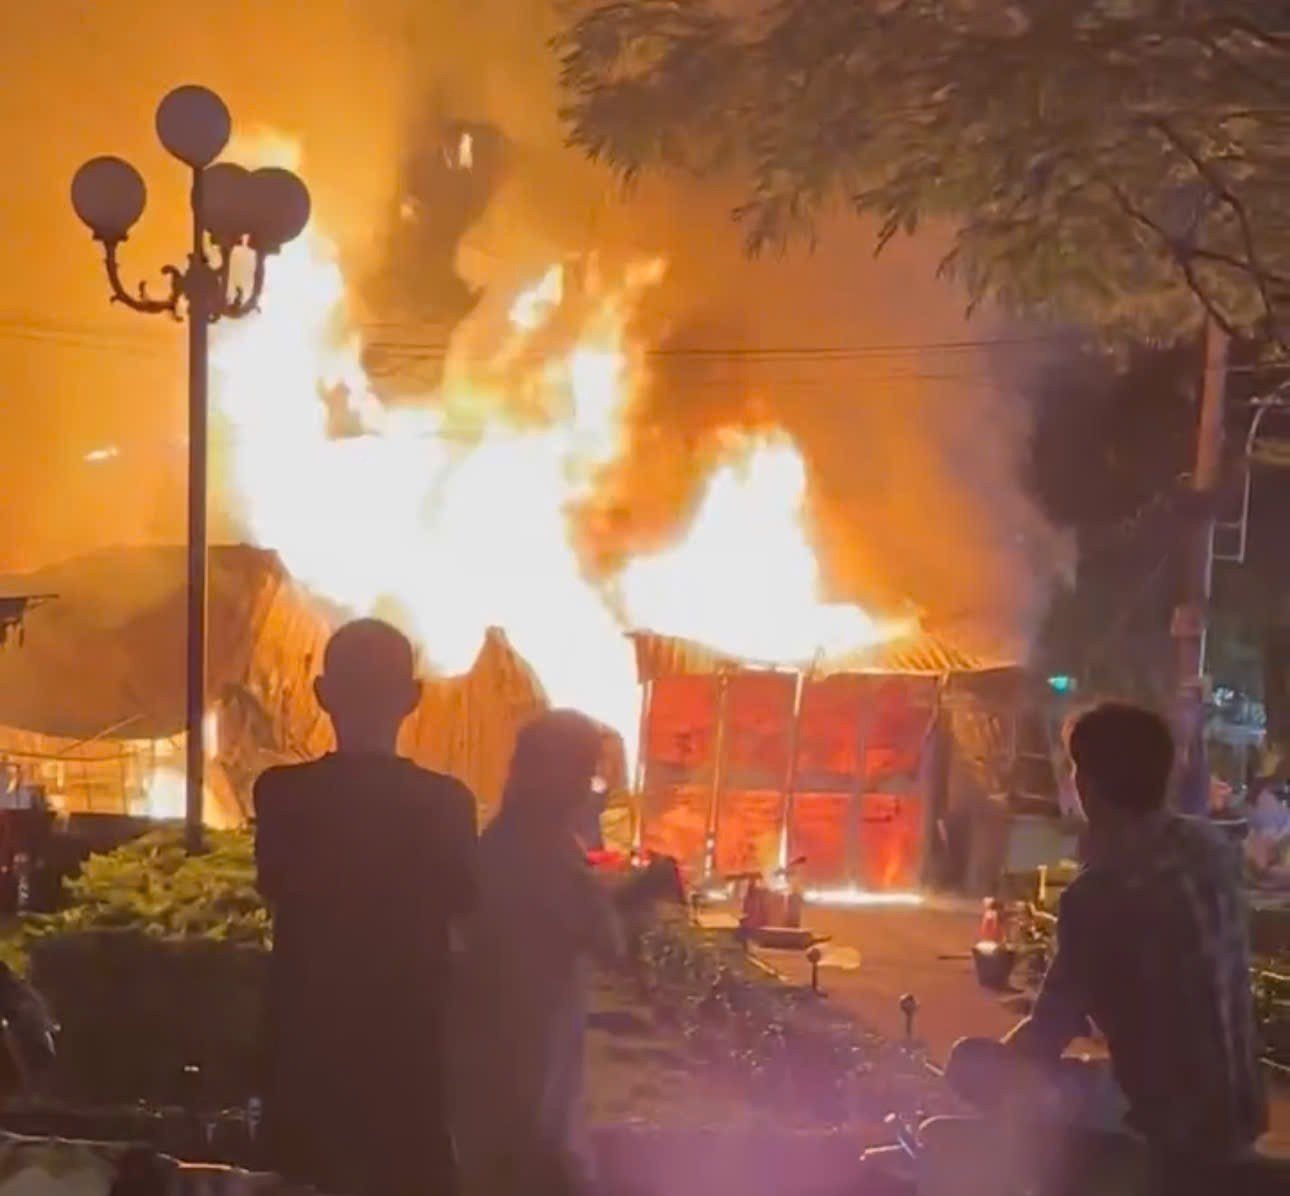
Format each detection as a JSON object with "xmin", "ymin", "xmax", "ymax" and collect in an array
[
  {"xmin": 790, "ymin": 676, "xmax": 864, "ymax": 883},
  {"xmin": 640, "ymin": 669, "xmax": 937, "ymax": 887},
  {"xmin": 714, "ymin": 672, "xmax": 795, "ymax": 873},
  {"xmin": 795, "ymin": 675, "xmax": 864, "ymax": 789},
  {"xmin": 863, "ymin": 677, "xmax": 934, "ymax": 789},
  {"xmin": 789, "ymin": 675, "xmax": 936, "ymax": 888},
  {"xmin": 641, "ymin": 676, "xmax": 718, "ymax": 872},
  {"xmin": 643, "ymin": 675, "xmax": 719, "ymax": 785},
  {"xmin": 855, "ymin": 677, "xmax": 936, "ymax": 889},
  {"xmin": 788, "ymin": 794, "xmax": 849, "ymax": 884},
  {"xmin": 857, "ymin": 793, "xmax": 924, "ymax": 889},
  {"xmin": 641, "ymin": 784, "xmax": 711, "ymax": 874}
]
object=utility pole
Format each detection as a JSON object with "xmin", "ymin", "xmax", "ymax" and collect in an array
[{"xmin": 1172, "ymin": 319, "xmax": 1229, "ymax": 815}]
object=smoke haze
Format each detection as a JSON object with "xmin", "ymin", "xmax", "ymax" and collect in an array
[{"xmin": 0, "ymin": 0, "xmax": 1067, "ymax": 660}]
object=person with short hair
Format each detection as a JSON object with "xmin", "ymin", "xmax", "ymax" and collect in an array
[
  {"xmin": 922, "ymin": 701, "xmax": 1268, "ymax": 1196},
  {"xmin": 254, "ymin": 619, "xmax": 477, "ymax": 1196}
]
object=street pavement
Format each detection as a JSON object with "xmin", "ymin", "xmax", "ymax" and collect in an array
[{"xmin": 748, "ymin": 899, "xmax": 1290, "ymax": 1159}]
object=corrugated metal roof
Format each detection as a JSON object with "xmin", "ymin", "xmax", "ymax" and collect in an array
[{"xmin": 629, "ymin": 629, "xmax": 1011, "ymax": 683}]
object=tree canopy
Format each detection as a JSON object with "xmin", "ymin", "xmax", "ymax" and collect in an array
[{"xmin": 556, "ymin": 1, "xmax": 1290, "ymax": 345}]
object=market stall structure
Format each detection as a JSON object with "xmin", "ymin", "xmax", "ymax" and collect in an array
[
  {"xmin": 629, "ymin": 630, "xmax": 1072, "ymax": 896},
  {"xmin": 0, "ymin": 545, "xmax": 554, "ymax": 825}
]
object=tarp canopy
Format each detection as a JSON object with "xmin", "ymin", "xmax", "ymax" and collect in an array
[
  {"xmin": 0, "ymin": 545, "xmax": 325, "ymax": 741},
  {"xmin": 629, "ymin": 628, "xmax": 1011, "ymax": 683},
  {"xmin": 0, "ymin": 545, "xmax": 569, "ymax": 812}
]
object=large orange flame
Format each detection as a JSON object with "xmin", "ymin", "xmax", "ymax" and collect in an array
[{"xmin": 211, "ymin": 144, "xmax": 903, "ymax": 762}]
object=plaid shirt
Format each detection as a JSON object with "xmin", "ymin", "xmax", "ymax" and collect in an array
[{"xmin": 1030, "ymin": 812, "xmax": 1267, "ymax": 1156}]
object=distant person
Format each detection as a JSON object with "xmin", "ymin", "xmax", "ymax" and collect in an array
[
  {"xmin": 922, "ymin": 701, "xmax": 1267, "ymax": 1196},
  {"xmin": 451, "ymin": 710, "xmax": 623, "ymax": 1196},
  {"xmin": 254, "ymin": 619, "xmax": 477, "ymax": 1196},
  {"xmin": 1245, "ymin": 785, "xmax": 1290, "ymax": 889}
]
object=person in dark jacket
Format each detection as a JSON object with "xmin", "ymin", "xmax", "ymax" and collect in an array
[{"xmin": 255, "ymin": 619, "xmax": 477, "ymax": 1196}]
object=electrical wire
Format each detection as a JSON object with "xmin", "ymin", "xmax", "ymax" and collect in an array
[{"xmin": 0, "ymin": 311, "xmax": 1062, "ymax": 361}]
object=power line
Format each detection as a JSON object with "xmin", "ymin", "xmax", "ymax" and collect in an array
[
  {"xmin": 0, "ymin": 310, "xmax": 1063, "ymax": 358},
  {"xmin": 0, "ymin": 330, "xmax": 170, "ymax": 359},
  {"xmin": 361, "ymin": 336, "xmax": 1061, "ymax": 361},
  {"xmin": 0, "ymin": 314, "xmax": 168, "ymax": 343},
  {"xmin": 0, "ymin": 327, "xmax": 1005, "ymax": 383}
]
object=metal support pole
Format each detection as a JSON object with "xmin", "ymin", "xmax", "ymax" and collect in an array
[
  {"xmin": 632, "ymin": 678, "xmax": 651, "ymax": 854},
  {"xmin": 704, "ymin": 674, "xmax": 729, "ymax": 879},
  {"xmin": 1173, "ymin": 319, "xmax": 1228, "ymax": 815},
  {"xmin": 849, "ymin": 681, "xmax": 870, "ymax": 886},
  {"xmin": 185, "ymin": 168, "xmax": 209, "ymax": 853},
  {"xmin": 779, "ymin": 672, "xmax": 805, "ymax": 869}
]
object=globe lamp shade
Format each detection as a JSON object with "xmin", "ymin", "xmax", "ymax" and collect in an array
[
  {"xmin": 71, "ymin": 156, "xmax": 147, "ymax": 242},
  {"xmin": 245, "ymin": 167, "xmax": 311, "ymax": 252},
  {"xmin": 155, "ymin": 85, "xmax": 231, "ymax": 169},
  {"xmin": 201, "ymin": 162, "xmax": 255, "ymax": 246}
]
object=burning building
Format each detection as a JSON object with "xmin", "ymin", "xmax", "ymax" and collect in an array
[
  {"xmin": 630, "ymin": 631, "xmax": 1063, "ymax": 894},
  {"xmin": 0, "ymin": 545, "xmax": 559, "ymax": 823},
  {"xmin": 1, "ymin": 5, "xmax": 1075, "ymax": 894}
]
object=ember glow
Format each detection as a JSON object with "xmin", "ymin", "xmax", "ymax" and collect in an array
[
  {"xmin": 141, "ymin": 765, "xmax": 187, "ymax": 821},
  {"xmin": 212, "ymin": 143, "xmax": 903, "ymax": 759}
]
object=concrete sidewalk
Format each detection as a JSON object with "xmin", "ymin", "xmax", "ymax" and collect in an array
[{"xmin": 749, "ymin": 901, "xmax": 1290, "ymax": 1158}]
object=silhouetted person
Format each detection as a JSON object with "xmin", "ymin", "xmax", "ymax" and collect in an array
[
  {"xmin": 255, "ymin": 619, "xmax": 476, "ymax": 1196},
  {"xmin": 451, "ymin": 710, "xmax": 622, "ymax": 1196},
  {"xmin": 922, "ymin": 701, "xmax": 1267, "ymax": 1196}
]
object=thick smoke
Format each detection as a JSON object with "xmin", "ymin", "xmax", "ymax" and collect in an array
[
  {"xmin": 374, "ymin": 0, "xmax": 1068, "ymax": 659},
  {"xmin": 0, "ymin": 0, "xmax": 419, "ymax": 568},
  {"xmin": 2, "ymin": 0, "xmax": 1067, "ymax": 659}
]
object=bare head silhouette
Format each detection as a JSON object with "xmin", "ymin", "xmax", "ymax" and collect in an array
[
  {"xmin": 314, "ymin": 619, "xmax": 421, "ymax": 753},
  {"xmin": 1063, "ymin": 700, "xmax": 1174, "ymax": 822}
]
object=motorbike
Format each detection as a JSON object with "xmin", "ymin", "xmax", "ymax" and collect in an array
[{"xmin": 852, "ymin": 994, "xmax": 1290, "ymax": 1196}]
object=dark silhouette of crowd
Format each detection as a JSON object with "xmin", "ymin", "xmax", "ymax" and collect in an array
[{"xmin": 254, "ymin": 621, "xmax": 1272, "ymax": 1196}]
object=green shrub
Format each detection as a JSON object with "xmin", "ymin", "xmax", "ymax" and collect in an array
[
  {"xmin": 631, "ymin": 912, "xmax": 943, "ymax": 1126},
  {"xmin": 30, "ymin": 828, "xmax": 268, "ymax": 947},
  {"xmin": 31, "ymin": 931, "xmax": 265, "ymax": 1107},
  {"xmin": 18, "ymin": 828, "xmax": 268, "ymax": 1108}
]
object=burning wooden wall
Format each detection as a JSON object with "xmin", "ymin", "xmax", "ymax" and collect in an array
[{"xmin": 630, "ymin": 630, "xmax": 1021, "ymax": 890}]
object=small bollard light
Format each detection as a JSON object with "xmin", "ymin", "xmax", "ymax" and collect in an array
[
  {"xmin": 806, "ymin": 945, "xmax": 823, "ymax": 993},
  {"xmin": 178, "ymin": 1061, "xmax": 203, "ymax": 1153},
  {"xmin": 899, "ymin": 992, "xmax": 919, "ymax": 1042}
]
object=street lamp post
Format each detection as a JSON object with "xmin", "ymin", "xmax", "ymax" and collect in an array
[{"xmin": 72, "ymin": 85, "xmax": 310, "ymax": 852}]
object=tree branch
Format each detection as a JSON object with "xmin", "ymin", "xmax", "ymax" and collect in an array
[
  {"xmin": 1093, "ymin": 169, "xmax": 1242, "ymax": 340},
  {"xmin": 1152, "ymin": 116, "xmax": 1282, "ymax": 338}
]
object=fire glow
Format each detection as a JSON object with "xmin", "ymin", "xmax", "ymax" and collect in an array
[
  {"xmin": 211, "ymin": 143, "xmax": 904, "ymax": 760},
  {"xmin": 804, "ymin": 888, "xmax": 925, "ymax": 909}
]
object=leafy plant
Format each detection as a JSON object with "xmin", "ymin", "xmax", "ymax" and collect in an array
[
  {"xmin": 28, "ymin": 828, "xmax": 268, "ymax": 948},
  {"xmin": 1252, "ymin": 952, "xmax": 1290, "ymax": 1068},
  {"xmin": 557, "ymin": 0, "xmax": 1290, "ymax": 347},
  {"xmin": 30, "ymin": 931, "xmax": 266, "ymax": 1108},
  {"xmin": 631, "ymin": 912, "xmax": 947, "ymax": 1126},
  {"xmin": 0, "ymin": 829, "xmax": 270, "ymax": 1108}
]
